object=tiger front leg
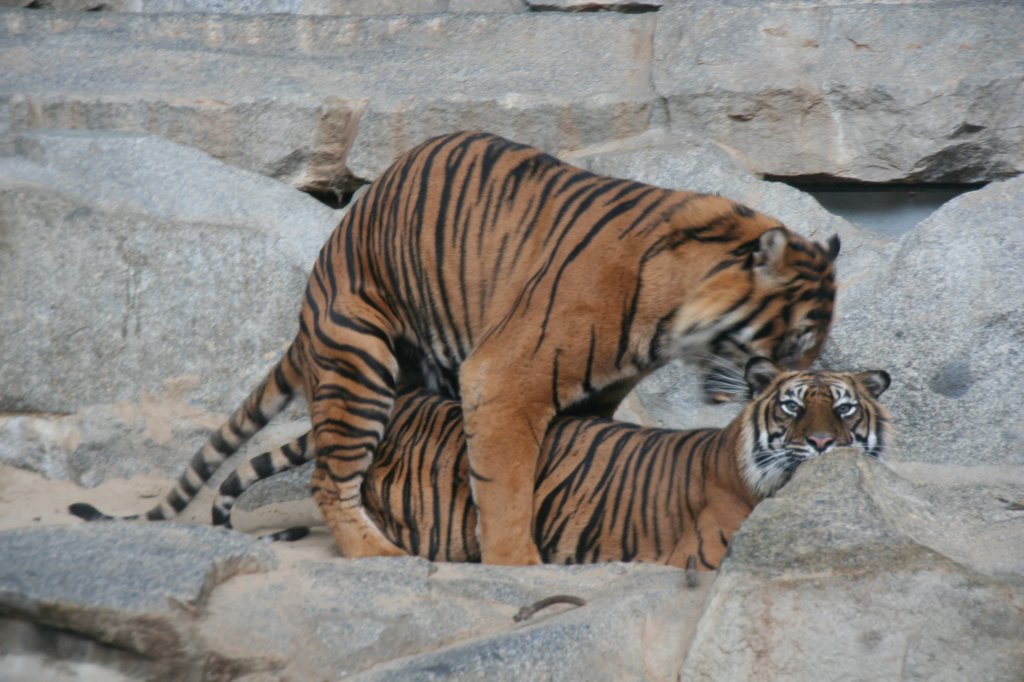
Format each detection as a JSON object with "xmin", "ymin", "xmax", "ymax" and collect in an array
[
  {"xmin": 460, "ymin": 355, "xmax": 551, "ymax": 566},
  {"xmin": 665, "ymin": 505, "xmax": 739, "ymax": 571},
  {"xmin": 309, "ymin": 367, "xmax": 406, "ymax": 558}
]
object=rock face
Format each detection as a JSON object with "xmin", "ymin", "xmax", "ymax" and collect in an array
[
  {"xmin": 823, "ymin": 175, "xmax": 1024, "ymax": 466},
  {"xmin": 0, "ymin": 130, "xmax": 339, "ymax": 415},
  {"xmin": 0, "ymin": 522, "xmax": 710, "ymax": 681},
  {"xmin": 2, "ymin": 1, "xmax": 1020, "ymax": 190},
  {"xmin": 0, "ymin": 396, "xmax": 310, "ymax": 487},
  {"xmin": 681, "ymin": 450, "xmax": 1024, "ymax": 681},
  {"xmin": 654, "ymin": 1, "xmax": 1024, "ymax": 183},
  {"xmin": 0, "ymin": 8, "xmax": 657, "ymax": 197},
  {"xmin": 0, "ymin": 523, "xmax": 277, "ymax": 663}
]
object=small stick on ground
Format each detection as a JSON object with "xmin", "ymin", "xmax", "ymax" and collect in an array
[{"xmin": 513, "ymin": 595, "xmax": 587, "ymax": 622}]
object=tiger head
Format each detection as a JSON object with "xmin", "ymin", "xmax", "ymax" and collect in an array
[
  {"xmin": 738, "ymin": 357, "xmax": 892, "ymax": 499},
  {"xmin": 657, "ymin": 202, "xmax": 840, "ymax": 403}
]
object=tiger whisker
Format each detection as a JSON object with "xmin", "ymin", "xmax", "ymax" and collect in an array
[{"xmin": 693, "ymin": 351, "xmax": 744, "ymax": 372}]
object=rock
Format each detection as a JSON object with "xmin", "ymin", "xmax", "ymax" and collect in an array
[
  {"xmin": 0, "ymin": 129, "xmax": 339, "ymax": 414},
  {"xmin": 193, "ymin": 557, "xmax": 707, "ymax": 680},
  {"xmin": 681, "ymin": 450, "xmax": 1024, "ymax": 681},
  {"xmin": 0, "ymin": 8, "xmax": 658, "ymax": 193},
  {"xmin": 654, "ymin": 1, "xmax": 1024, "ymax": 183},
  {"xmin": 1, "ymin": 529, "xmax": 709, "ymax": 680},
  {"xmin": 232, "ymin": 460, "xmax": 313, "ymax": 515},
  {"xmin": 823, "ymin": 175, "xmax": 1024, "ymax": 466},
  {"xmin": 0, "ymin": 523, "xmax": 277, "ymax": 660},
  {"xmin": 569, "ymin": 132, "xmax": 895, "ymax": 430},
  {"xmin": 0, "ymin": 395, "xmax": 309, "ymax": 489},
  {"xmin": 3, "ymin": 3, "xmax": 1020, "ymax": 188}
]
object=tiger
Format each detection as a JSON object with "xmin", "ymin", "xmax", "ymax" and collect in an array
[
  {"xmin": 132, "ymin": 358, "xmax": 892, "ymax": 568},
  {"xmin": 69, "ymin": 130, "xmax": 841, "ymax": 565},
  {"xmin": 369, "ymin": 359, "xmax": 891, "ymax": 566}
]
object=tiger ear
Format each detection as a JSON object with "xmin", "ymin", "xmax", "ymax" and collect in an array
[
  {"xmin": 745, "ymin": 357, "xmax": 782, "ymax": 397},
  {"xmin": 753, "ymin": 227, "xmax": 789, "ymax": 274},
  {"xmin": 826, "ymin": 235, "xmax": 841, "ymax": 261},
  {"xmin": 856, "ymin": 370, "xmax": 891, "ymax": 398}
]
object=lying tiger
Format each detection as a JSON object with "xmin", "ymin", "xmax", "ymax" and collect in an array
[{"xmin": 76, "ymin": 359, "xmax": 889, "ymax": 568}]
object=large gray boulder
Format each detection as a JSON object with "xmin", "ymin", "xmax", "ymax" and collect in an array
[
  {"xmin": 681, "ymin": 450, "xmax": 1024, "ymax": 681},
  {"xmin": 0, "ymin": 395, "xmax": 309, "ymax": 488},
  {"xmin": 824, "ymin": 175, "xmax": 1024, "ymax": 466},
  {"xmin": 0, "ymin": 129, "xmax": 339, "ymax": 415},
  {"xmin": 0, "ymin": 523, "xmax": 277, "ymax": 661},
  {"xmin": 0, "ymin": 528, "xmax": 709, "ymax": 681},
  {"xmin": 654, "ymin": 1, "xmax": 1024, "ymax": 183},
  {"xmin": 0, "ymin": 0, "xmax": 526, "ymax": 13},
  {"xmin": 201, "ymin": 557, "xmax": 706, "ymax": 680}
]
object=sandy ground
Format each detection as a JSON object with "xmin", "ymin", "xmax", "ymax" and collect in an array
[{"xmin": 0, "ymin": 462, "xmax": 340, "ymax": 566}]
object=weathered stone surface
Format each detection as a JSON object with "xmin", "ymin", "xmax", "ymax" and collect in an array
[
  {"xmin": 0, "ymin": 523, "xmax": 277, "ymax": 658},
  {"xmin": 823, "ymin": 175, "xmax": 1024, "ymax": 465},
  {"xmin": 681, "ymin": 450, "xmax": 1024, "ymax": 681},
  {"xmin": 0, "ymin": 394, "xmax": 309, "ymax": 488},
  {"xmin": 4, "ymin": 3, "xmax": 1020, "ymax": 189},
  {"xmin": 346, "ymin": 92, "xmax": 657, "ymax": 182},
  {"xmin": 233, "ymin": 459, "xmax": 313, "ymax": 514},
  {"xmin": 654, "ymin": 1, "xmax": 1024, "ymax": 183},
  {"xmin": 569, "ymin": 132, "xmax": 895, "ymax": 430},
  {"xmin": 0, "ymin": 9, "xmax": 657, "ymax": 192},
  {"xmin": 0, "ymin": 129, "xmax": 339, "ymax": 414},
  {"xmin": 199, "ymin": 557, "xmax": 706, "ymax": 680},
  {"xmin": 0, "ymin": 523, "xmax": 709, "ymax": 681}
]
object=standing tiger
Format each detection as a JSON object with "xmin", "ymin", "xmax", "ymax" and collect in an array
[{"xmin": 70, "ymin": 131, "xmax": 840, "ymax": 565}]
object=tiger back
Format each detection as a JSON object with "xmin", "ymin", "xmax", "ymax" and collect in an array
[{"xmin": 364, "ymin": 359, "xmax": 891, "ymax": 566}]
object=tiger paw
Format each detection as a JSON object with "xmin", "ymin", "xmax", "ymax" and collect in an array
[
  {"xmin": 350, "ymin": 532, "xmax": 407, "ymax": 558},
  {"xmin": 328, "ymin": 519, "xmax": 406, "ymax": 558}
]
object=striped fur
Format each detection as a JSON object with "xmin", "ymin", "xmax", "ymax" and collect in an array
[
  {"xmin": 71, "ymin": 132, "xmax": 841, "ymax": 564},
  {"xmin": 206, "ymin": 359, "xmax": 891, "ymax": 567},
  {"xmin": 372, "ymin": 362, "xmax": 890, "ymax": 566}
]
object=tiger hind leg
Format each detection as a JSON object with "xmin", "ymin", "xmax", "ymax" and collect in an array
[
  {"xmin": 69, "ymin": 343, "xmax": 304, "ymax": 524},
  {"xmin": 306, "ymin": 347, "xmax": 406, "ymax": 558}
]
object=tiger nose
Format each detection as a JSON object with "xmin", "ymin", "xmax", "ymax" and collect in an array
[{"xmin": 806, "ymin": 433, "xmax": 836, "ymax": 453}]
